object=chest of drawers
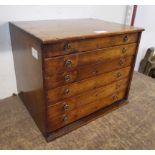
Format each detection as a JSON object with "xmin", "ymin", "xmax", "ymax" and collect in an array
[{"xmin": 9, "ymin": 19, "xmax": 144, "ymax": 141}]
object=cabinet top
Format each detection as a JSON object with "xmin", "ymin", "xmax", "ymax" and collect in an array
[{"xmin": 10, "ymin": 18, "xmax": 144, "ymax": 44}]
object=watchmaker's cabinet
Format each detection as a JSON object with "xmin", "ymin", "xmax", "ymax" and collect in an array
[{"xmin": 9, "ymin": 19, "xmax": 144, "ymax": 141}]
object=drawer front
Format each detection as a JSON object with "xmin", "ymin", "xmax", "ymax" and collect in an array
[
  {"xmin": 47, "ymin": 66, "xmax": 131, "ymax": 105},
  {"xmin": 44, "ymin": 43, "xmax": 137, "ymax": 76},
  {"xmin": 47, "ymin": 85, "xmax": 127, "ymax": 132},
  {"xmin": 45, "ymin": 56, "xmax": 134, "ymax": 89},
  {"xmin": 44, "ymin": 33, "xmax": 138, "ymax": 57},
  {"xmin": 47, "ymin": 77, "xmax": 128, "ymax": 118}
]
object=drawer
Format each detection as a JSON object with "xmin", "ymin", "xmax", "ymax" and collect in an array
[
  {"xmin": 47, "ymin": 87, "xmax": 127, "ymax": 132},
  {"xmin": 45, "ymin": 56, "xmax": 134, "ymax": 89},
  {"xmin": 47, "ymin": 77, "xmax": 128, "ymax": 118},
  {"xmin": 43, "ymin": 33, "xmax": 139, "ymax": 57},
  {"xmin": 47, "ymin": 66, "xmax": 131, "ymax": 105},
  {"xmin": 44, "ymin": 43, "xmax": 137, "ymax": 76}
]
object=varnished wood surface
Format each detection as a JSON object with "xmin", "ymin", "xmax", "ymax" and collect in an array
[
  {"xmin": 47, "ymin": 67, "xmax": 131, "ymax": 104},
  {"xmin": 47, "ymin": 98, "xmax": 127, "ymax": 141},
  {"xmin": 9, "ymin": 23, "xmax": 47, "ymax": 136},
  {"xmin": 43, "ymin": 33, "xmax": 138, "ymax": 57},
  {"xmin": 47, "ymin": 78, "xmax": 129, "ymax": 118},
  {"xmin": 124, "ymin": 33, "xmax": 142, "ymax": 100},
  {"xmin": 45, "ymin": 56, "xmax": 134, "ymax": 89},
  {"xmin": 10, "ymin": 19, "xmax": 144, "ymax": 43},
  {"xmin": 44, "ymin": 43, "xmax": 137, "ymax": 76},
  {"xmin": 9, "ymin": 19, "xmax": 144, "ymax": 142},
  {"xmin": 47, "ymin": 90, "xmax": 126, "ymax": 132}
]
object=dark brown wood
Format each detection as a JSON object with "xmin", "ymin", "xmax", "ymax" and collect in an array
[
  {"xmin": 9, "ymin": 23, "xmax": 47, "ymax": 137},
  {"xmin": 9, "ymin": 19, "xmax": 144, "ymax": 142}
]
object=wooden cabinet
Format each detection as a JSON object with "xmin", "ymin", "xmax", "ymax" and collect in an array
[{"xmin": 9, "ymin": 19, "xmax": 144, "ymax": 142}]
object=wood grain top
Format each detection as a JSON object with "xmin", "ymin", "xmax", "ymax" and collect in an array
[{"xmin": 10, "ymin": 18, "xmax": 144, "ymax": 44}]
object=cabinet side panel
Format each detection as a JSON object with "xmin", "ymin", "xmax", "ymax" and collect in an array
[{"xmin": 9, "ymin": 23, "xmax": 46, "ymax": 136}]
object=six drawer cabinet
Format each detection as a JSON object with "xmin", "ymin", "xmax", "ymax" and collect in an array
[{"xmin": 9, "ymin": 19, "xmax": 144, "ymax": 141}]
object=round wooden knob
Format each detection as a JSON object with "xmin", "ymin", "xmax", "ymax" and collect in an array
[
  {"xmin": 64, "ymin": 59, "xmax": 72, "ymax": 68},
  {"xmin": 123, "ymin": 35, "xmax": 128, "ymax": 42},
  {"xmin": 64, "ymin": 74, "xmax": 71, "ymax": 82}
]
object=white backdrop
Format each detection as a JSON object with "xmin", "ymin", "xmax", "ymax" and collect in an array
[
  {"xmin": 0, "ymin": 5, "xmax": 127, "ymax": 99},
  {"xmin": 134, "ymin": 5, "xmax": 155, "ymax": 71}
]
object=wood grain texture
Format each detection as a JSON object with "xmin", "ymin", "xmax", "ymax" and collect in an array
[
  {"xmin": 47, "ymin": 78, "xmax": 129, "ymax": 119},
  {"xmin": 43, "ymin": 33, "xmax": 138, "ymax": 57},
  {"xmin": 9, "ymin": 19, "xmax": 144, "ymax": 142},
  {"xmin": 45, "ymin": 56, "xmax": 134, "ymax": 89},
  {"xmin": 10, "ymin": 19, "xmax": 144, "ymax": 43},
  {"xmin": 47, "ymin": 89, "xmax": 127, "ymax": 132},
  {"xmin": 124, "ymin": 32, "xmax": 142, "ymax": 100},
  {"xmin": 44, "ymin": 43, "xmax": 137, "ymax": 76},
  {"xmin": 47, "ymin": 67, "xmax": 131, "ymax": 104}
]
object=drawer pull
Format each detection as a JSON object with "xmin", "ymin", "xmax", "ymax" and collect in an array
[
  {"xmin": 64, "ymin": 74, "xmax": 71, "ymax": 82},
  {"xmin": 116, "ymin": 72, "xmax": 122, "ymax": 78},
  {"xmin": 64, "ymin": 60, "xmax": 72, "ymax": 68},
  {"xmin": 63, "ymin": 115, "xmax": 68, "ymax": 122},
  {"xmin": 122, "ymin": 47, "xmax": 127, "ymax": 54},
  {"xmin": 119, "ymin": 58, "xmax": 125, "ymax": 66},
  {"xmin": 64, "ymin": 88, "xmax": 70, "ymax": 95},
  {"xmin": 64, "ymin": 42, "xmax": 71, "ymax": 51},
  {"xmin": 64, "ymin": 103, "xmax": 69, "ymax": 111},
  {"xmin": 123, "ymin": 35, "xmax": 128, "ymax": 42}
]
